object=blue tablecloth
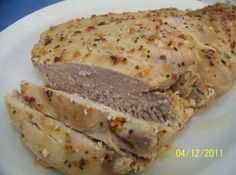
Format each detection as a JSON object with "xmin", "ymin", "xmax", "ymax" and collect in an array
[
  {"xmin": 1, "ymin": 0, "xmax": 235, "ymax": 32},
  {"xmin": 0, "ymin": 0, "xmax": 62, "ymax": 31}
]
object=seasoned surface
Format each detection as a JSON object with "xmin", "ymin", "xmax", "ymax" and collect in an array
[
  {"xmin": 32, "ymin": 8, "xmax": 196, "ymax": 89},
  {"xmin": 32, "ymin": 4, "xmax": 236, "ymax": 106},
  {"xmin": 187, "ymin": 3, "xmax": 236, "ymax": 56},
  {"xmin": 19, "ymin": 81, "xmax": 192, "ymax": 158},
  {"xmin": 5, "ymin": 92, "xmax": 149, "ymax": 175}
]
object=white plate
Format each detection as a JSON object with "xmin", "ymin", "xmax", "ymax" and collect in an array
[{"xmin": 1, "ymin": 0, "xmax": 236, "ymax": 175}]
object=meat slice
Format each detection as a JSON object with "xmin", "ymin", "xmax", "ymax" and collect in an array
[
  {"xmin": 5, "ymin": 92, "xmax": 150, "ymax": 175},
  {"xmin": 19, "ymin": 80, "xmax": 193, "ymax": 158},
  {"xmin": 36, "ymin": 63, "xmax": 179, "ymax": 122}
]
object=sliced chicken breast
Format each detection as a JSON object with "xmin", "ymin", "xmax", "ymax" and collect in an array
[
  {"xmin": 5, "ymin": 92, "xmax": 150, "ymax": 175},
  {"xmin": 18, "ymin": 80, "xmax": 193, "ymax": 158}
]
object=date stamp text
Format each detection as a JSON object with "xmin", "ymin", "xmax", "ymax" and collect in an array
[{"xmin": 175, "ymin": 148, "xmax": 223, "ymax": 158}]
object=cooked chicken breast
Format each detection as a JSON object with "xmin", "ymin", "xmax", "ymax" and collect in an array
[
  {"xmin": 187, "ymin": 3, "xmax": 236, "ymax": 56},
  {"xmin": 178, "ymin": 3, "xmax": 236, "ymax": 104},
  {"xmin": 19, "ymin": 80, "xmax": 192, "ymax": 158},
  {"xmin": 32, "ymin": 4, "xmax": 236, "ymax": 107},
  {"xmin": 4, "ymin": 4, "xmax": 236, "ymax": 175},
  {"xmin": 5, "ymin": 92, "xmax": 150, "ymax": 175}
]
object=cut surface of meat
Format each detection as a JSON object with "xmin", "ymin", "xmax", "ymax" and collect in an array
[
  {"xmin": 18, "ymin": 81, "xmax": 193, "ymax": 158},
  {"xmin": 36, "ymin": 63, "xmax": 177, "ymax": 123},
  {"xmin": 5, "ymin": 92, "xmax": 150, "ymax": 175}
]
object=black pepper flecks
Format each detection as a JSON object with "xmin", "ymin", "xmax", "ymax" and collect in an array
[
  {"xmin": 45, "ymin": 90, "xmax": 53, "ymax": 101},
  {"xmin": 44, "ymin": 38, "xmax": 52, "ymax": 45},
  {"xmin": 54, "ymin": 45, "xmax": 60, "ymax": 49},
  {"xmin": 138, "ymin": 45, "xmax": 143, "ymax": 51},
  {"xmin": 123, "ymin": 57, "xmax": 128, "ymax": 63},
  {"xmin": 79, "ymin": 158, "xmax": 87, "ymax": 170},
  {"xmin": 209, "ymin": 61, "xmax": 214, "ymax": 66},
  {"xmin": 54, "ymin": 56, "xmax": 62, "ymax": 63},
  {"xmin": 205, "ymin": 55, "xmax": 211, "ymax": 59},
  {"xmin": 74, "ymin": 31, "xmax": 81, "ymax": 35},
  {"xmin": 221, "ymin": 59, "xmax": 226, "ymax": 65},
  {"xmin": 128, "ymin": 129, "xmax": 134, "ymax": 135},
  {"xmin": 59, "ymin": 36, "xmax": 65, "ymax": 41},
  {"xmin": 135, "ymin": 65, "xmax": 140, "ymax": 69},
  {"xmin": 98, "ymin": 21, "xmax": 106, "ymax": 26},
  {"xmin": 110, "ymin": 55, "xmax": 117, "ymax": 64},
  {"xmin": 94, "ymin": 38, "xmax": 101, "ymax": 42}
]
